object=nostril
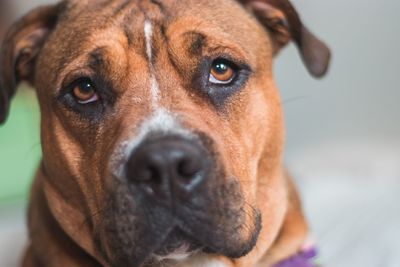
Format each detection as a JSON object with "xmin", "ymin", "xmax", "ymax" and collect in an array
[
  {"xmin": 127, "ymin": 149, "xmax": 167, "ymax": 182},
  {"xmin": 138, "ymin": 165, "xmax": 161, "ymax": 183},
  {"xmin": 148, "ymin": 165, "xmax": 162, "ymax": 183},
  {"xmin": 134, "ymin": 167, "xmax": 151, "ymax": 182},
  {"xmin": 177, "ymin": 158, "xmax": 201, "ymax": 179}
]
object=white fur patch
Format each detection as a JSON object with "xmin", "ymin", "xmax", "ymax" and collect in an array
[
  {"xmin": 152, "ymin": 243, "xmax": 193, "ymax": 262},
  {"xmin": 149, "ymin": 75, "xmax": 160, "ymax": 107},
  {"xmin": 203, "ymin": 260, "xmax": 227, "ymax": 267},
  {"xmin": 144, "ymin": 20, "xmax": 160, "ymax": 108},
  {"xmin": 199, "ymin": 260, "xmax": 228, "ymax": 267},
  {"xmin": 144, "ymin": 20, "xmax": 153, "ymax": 60},
  {"xmin": 152, "ymin": 250, "xmax": 228, "ymax": 267},
  {"xmin": 124, "ymin": 108, "xmax": 193, "ymax": 152},
  {"xmin": 115, "ymin": 109, "xmax": 195, "ymax": 178},
  {"xmin": 178, "ymin": 257, "xmax": 229, "ymax": 267}
]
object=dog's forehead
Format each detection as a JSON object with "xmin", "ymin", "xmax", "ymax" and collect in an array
[
  {"xmin": 43, "ymin": 0, "xmax": 263, "ymax": 85},
  {"xmin": 58, "ymin": 0, "xmax": 255, "ymax": 39},
  {"xmin": 63, "ymin": 0, "xmax": 243, "ymax": 13}
]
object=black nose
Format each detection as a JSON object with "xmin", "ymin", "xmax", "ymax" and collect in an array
[{"xmin": 126, "ymin": 136, "xmax": 209, "ymax": 197}]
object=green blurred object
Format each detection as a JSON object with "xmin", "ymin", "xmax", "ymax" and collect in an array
[{"xmin": 0, "ymin": 86, "xmax": 41, "ymax": 203}]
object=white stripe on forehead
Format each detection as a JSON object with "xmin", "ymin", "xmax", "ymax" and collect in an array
[
  {"xmin": 144, "ymin": 20, "xmax": 153, "ymax": 60},
  {"xmin": 144, "ymin": 20, "xmax": 160, "ymax": 108}
]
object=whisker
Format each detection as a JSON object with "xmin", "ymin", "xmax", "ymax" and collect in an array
[{"xmin": 282, "ymin": 95, "xmax": 310, "ymax": 106}]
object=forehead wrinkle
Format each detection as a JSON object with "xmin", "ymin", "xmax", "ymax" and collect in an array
[
  {"xmin": 196, "ymin": 31, "xmax": 254, "ymax": 67},
  {"xmin": 148, "ymin": 0, "xmax": 166, "ymax": 13},
  {"xmin": 63, "ymin": 0, "xmax": 116, "ymax": 19},
  {"xmin": 86, "ymin": 46, "xmax": 123, "ymax": 80},
  {"xmin": 111, "ymin": 0, "xmax": 135, "ymax": 16},
  {"xmin": 72, "ymin": 0, "xmax": 130, "ymax": 11},
  {"xmin": 123, "ymin": 12, "xmax": 137, "ymax": 47},
  {"xmin": 53, "ymin": 35, "xmax": 128, "ymax": 84},
  {"xmin": 119, "ymin": 4, "xmax": 148, "ymax": 50},
  {"xmin": 167, "ymin": 22, "xmax": 253, "ymax": 67},
  {"xmin": 67, "ymin": 0, "xmax": 142, "ymax": 29}
]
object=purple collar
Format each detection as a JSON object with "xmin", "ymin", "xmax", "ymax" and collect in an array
[{"xmin": 271, "ymin": 246, "xmax": 319, "ymax": 267}]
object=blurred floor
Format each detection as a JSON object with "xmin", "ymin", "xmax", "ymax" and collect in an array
[{"xmin": 289, "ymin": 139, "xmax": 400, "ymax": 267}]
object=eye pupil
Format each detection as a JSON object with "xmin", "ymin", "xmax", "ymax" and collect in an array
[
  {"xmin": 214, "ymin": 63, "xmax": 228, "ymax": 74},
  {"xmin": 81, "ymin": 82, "xmax": 92, "ymax": 91}
]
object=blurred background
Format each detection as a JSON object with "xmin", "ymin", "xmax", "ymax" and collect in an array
[{"xmin": 0, "ymin": 0, "xmax": 399, "ymax": 266}]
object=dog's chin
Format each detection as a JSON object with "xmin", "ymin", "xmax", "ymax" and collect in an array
[
  {"xmin": 158, "ymin": 206, "xmax": 262, "ymax": 261},
  {"xmin": 101, "ymin": 209, "xmax": 261, "ymax": 267},
  {"xmin": 147, "ymin": 213, "xmax": 262, "ymax": 265}
]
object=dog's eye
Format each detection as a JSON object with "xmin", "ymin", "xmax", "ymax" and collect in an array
[
  {"xmin": 72, "ymin": 79, "xmax": 99, "ymax": 104},
  {"xmin": 209, "ymin": 59, "xmax": 237, "ymax": 85}
]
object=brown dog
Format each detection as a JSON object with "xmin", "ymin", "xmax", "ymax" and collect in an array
[{"xmin": 0, "ymin": 0, "xmax": 330, "ymax": 266}]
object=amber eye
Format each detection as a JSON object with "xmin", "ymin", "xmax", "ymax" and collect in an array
[
  {"xmin": 209, "ymin": 59, "xmax": 237, "ymax": 84},
  {"xmin": 72, "ymin": 79, "xmax": 99, "ymax": 104}
]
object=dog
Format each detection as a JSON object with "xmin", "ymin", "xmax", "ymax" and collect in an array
[{"xmin": 0, "ymin": 0, "xmax": 330, "ymax": 266}]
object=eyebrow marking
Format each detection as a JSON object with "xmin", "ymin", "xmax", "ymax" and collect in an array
[
  {"xmin": 112, "ymin": 0, "xmax": 132, "ymax": 16},
  {"xmin": 185, "ymin": 31, "xmax": 206, "ymax": 55},
  {"xmin": 88, "ymin": 47, "xmax": 107, "ymax": 70}
]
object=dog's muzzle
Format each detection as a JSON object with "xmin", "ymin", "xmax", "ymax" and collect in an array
[{"xmin": 102, "ymin": 134, "xmax": 260, "ymax": 266}]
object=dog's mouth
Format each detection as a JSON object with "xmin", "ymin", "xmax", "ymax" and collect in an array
[
  {"xmin": 101, "ymin": 181, "xmax": 261, "ymax": 267},
  {"xmin": 100, "ymin": 167, "xmax": 262, "ymax": 267},
  {"xmin": 101, "ymin": 197, "xmax": 261, "ymax": 267}
]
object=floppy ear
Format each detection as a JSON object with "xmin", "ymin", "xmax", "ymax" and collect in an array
[
  {"xmin": 0, "ymin": 4, "xmax": 62, "ymax": 124},
  {"xmin": 0, "ymin": 0, "xmax": 13, "ymax": 38},
  {"xmin": 240, "ymin": 0, "xmax": 331, "ymax": 78}
]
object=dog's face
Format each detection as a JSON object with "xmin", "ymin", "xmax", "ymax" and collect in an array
[{"xmin": 0, "ymin": 0, "xmax": 329, "ymax": 266}]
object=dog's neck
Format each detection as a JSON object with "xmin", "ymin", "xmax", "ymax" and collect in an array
[
  {"xmin": 253, "ymin": 174, "xmax": 310, "ymax": 266},
  {"xmin": 23, "ymin": 167, "xmax": 103, "ymax": 267}
]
